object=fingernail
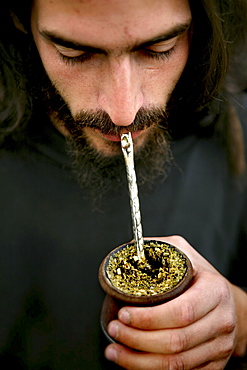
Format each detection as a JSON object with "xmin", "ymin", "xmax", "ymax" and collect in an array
[
  {"xmin": 108, "ymin": 322, "xmax": 119, "ymax": 339},
  {"xmin": 105, "ymin": 346, "xmax": 118, "ymax": 363},
  {"xmin": 119, "ymin": 308, "xmax": 130, "ymax": 324}
]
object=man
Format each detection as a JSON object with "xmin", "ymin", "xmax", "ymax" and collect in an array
[{"xmin": 0, "ymin": 0, "xmax": 247, "ymax": 369}]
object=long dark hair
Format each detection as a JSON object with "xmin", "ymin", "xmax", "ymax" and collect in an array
[{"xmin": 1, "ymin": 0, "xmax": 247, "ymax": 171}]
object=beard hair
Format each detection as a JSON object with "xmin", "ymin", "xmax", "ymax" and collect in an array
[
  {"xmin": 34, "ymin": 61, "xmax": 172, "ymax": 204},
  {"xmin": 64, "ymin": 110, "xmax": 172, "ymax": 205},
  {"xmin": 66, "ymin": 123, "xmax": 172, "ymax": 204}
]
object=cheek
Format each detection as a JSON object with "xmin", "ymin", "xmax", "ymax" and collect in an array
[
  {"xmin": 142, "ymin": 60, "xmax": 188, "ymax": 105},
  {"xmin": 147, "ymin": 44, "xmax": 189, "ymax": 102},
  {"xmin": 38, "ymin": 50, "xmax": 98, "ymax": 110}
]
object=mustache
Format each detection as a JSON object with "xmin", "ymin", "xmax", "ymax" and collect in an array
[
  {"xmin": 65, "ymin": 107, "xmax": 168, "ymax": 137},
  {"xmin": 40, "ymin": 77, "xmax": 168, "ymax": 137}
]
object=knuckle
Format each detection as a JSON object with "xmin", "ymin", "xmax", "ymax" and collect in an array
[
  {"xmin": 169, "ymin": 331, "xmax": 188, "ymax": 353},
  {"xmin": 224, "ymin": 314, "xmax": 236, "ymax": 334},
  {"xmin": 224, "ymin": 337, "xmax": 235, "ymax": 357},
  {"xmin": 217, "ymin": 306, "xmax": 236, "ymax": 336},
  {"xmin": 162, "ymin": 354, "xmax": 186, "ymax": 370},
  {"xmin": 218, "ymin": 345, "xmax": 233, "ymax": 360},
  {"xmin": 217, "ymin": 278, "xmax": 231, "ymax": 303},
  {"xmin": 177, "ymin": 301, "xmax": 195, "ymax": 326},
  {"xmin": 214, "ymin": 279, "xmax": 237, "ymax": 334},
  {"xmin": 217, "ymin": 336, "xmax": 235, "ymax": 359}
]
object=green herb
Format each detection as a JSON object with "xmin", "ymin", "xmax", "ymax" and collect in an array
[{"xmin": 107, "ymin": 242, "xmax": 187, "ymax": 296}]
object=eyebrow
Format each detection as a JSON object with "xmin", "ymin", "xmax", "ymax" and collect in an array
[{"xmin": 38, "ymin": 21, "xmax": 191, "ymax": 52}]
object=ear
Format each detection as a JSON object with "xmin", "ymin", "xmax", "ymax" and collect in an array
[{"xmin": 10, "ymin": 9, "xmax": 28, "ymax": 34}]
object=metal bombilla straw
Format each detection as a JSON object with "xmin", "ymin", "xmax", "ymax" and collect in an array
[{"xmin": 121, "ymin": 133, "xmax": 145, "ymax": 261}]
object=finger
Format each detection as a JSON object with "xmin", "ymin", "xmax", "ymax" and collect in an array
[
  {"xmin": 105, "ymin": 335, "xmax": 233, "ymax": 370},
  {"xmin": 118, "ymin": 269, "xmax": 226, "ymax": 330},
  {"xmin": 108, "ymin": 306, "xmax": 235, "ymax": 354},
  {"xmin": 145, "ymin": 235, "xmax": 219, "ymax": 271}
]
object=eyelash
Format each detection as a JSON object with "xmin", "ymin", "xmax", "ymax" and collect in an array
[
  {"xmin": 58, "ymin": 52, "xmax": 94, "ymax": 65},
  {"xmin": 141, "ymin": 45, "xmax": 176, "ymax": 60},
  {"xmin": 58, "ymin": 45, "xmax": 177, "ymax": 66}
]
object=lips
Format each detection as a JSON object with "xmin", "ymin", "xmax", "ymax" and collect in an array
[{"xmin": 101, "ymin": 131, "xmax": 143, "ymax": 142}]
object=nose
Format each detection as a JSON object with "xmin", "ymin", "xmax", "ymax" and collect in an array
[{"xmin": 98, "ymin": 56, "xmax": 143, "ymax": 126}]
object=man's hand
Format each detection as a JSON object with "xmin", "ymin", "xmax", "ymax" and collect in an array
[{"xmin": 105, "ymin": 236, "xmax": 247, "ymax": 369}]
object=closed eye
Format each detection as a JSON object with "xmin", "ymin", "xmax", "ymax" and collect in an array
[
  {"xmin": 55, "ymin": 44, "xmax": 86, "ymax": 58},
  {"xmin": 55, "ymin": 35, "xmax": 179, "ymax": 65},
  {"xmin": 139, "ymin": 36, "xmax": 178, "ymax": 60},
  {"xmin": 39, "ymin": 20, "xmax": 191, "ymax": 66},
  {"xmin": 144, "ymin": 36, "xmax": 177, "ymax": 53},
  {"xmin": 55, "ymin": 44, "xmax": 98, "ymax": 64},
  {"xmin": 141, "ymin": 45, "xmax": 177, "ymax": 60}
]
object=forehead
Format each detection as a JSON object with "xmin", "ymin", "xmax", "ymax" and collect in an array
[{"xmin": 32, "ymin": 0, "xmax": 191, "ymax": 47}]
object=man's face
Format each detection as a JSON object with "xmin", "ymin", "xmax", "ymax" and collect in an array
[{"xmin": 31, "ymin": 0, "xmax": 191, "ymax": 156}]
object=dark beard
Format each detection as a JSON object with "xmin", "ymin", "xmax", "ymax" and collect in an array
[
  {"xmin": 66, "ymin": 123, "xmax": 171, "ymax": 203},
  {"xmin": 36, "ymin": 63, "xmax": 172, "ymax": 203}
]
